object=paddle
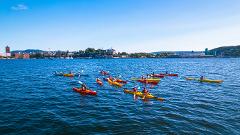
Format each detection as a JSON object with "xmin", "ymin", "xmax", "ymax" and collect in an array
[{"xmin": 77, "ymin": 81, "xmax": 96, "ymax": 89}]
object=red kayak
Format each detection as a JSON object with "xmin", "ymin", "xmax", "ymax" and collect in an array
[
  {"xmin": 150, "ymin": 74, "xmax": 165, "ymax": 78},
  {"xmin": 96, "ymin": 78, "xmax": 103, "ymax": 86},
  {"xmin": 100, "ymin": 71, "xmax": 109, "ymax": 75},
  {"xmin": 72, "ymin": 88, "xmax": 97, "ymax": 95},
  {"xmin": 159, "ymin": 73, "xmax": 178, "ymax": 77},
  {"xmin": 136, "ymin": 79, "xmax": 160, "ymax": 85}
]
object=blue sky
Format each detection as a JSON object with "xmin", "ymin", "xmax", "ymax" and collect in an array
[{"xmin": 1, "ymin": 0, "xmax": 240, "ymax": 52}]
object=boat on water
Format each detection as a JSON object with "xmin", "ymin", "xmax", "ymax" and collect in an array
[{"xmin": 185, "ymin": 77, "xmax": 223, "ymax": 83}]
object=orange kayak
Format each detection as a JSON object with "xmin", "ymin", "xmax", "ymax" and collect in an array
[
  {"xmin": 116, "ymin": 79, "xmax": 127, "ymax": 84},
  {"xmin": 73, "ymin": 88, "xmax": 97, "ymax": 95},
  {"xmin": 100, "ymin": 71, "xmax": 109, "ymax": 75},
  {"xmin": 107, "ymin": 78, "xmax": 123, "ymax": 87},
  {"xmin": 96, "ymin": 79, "xmax": 103, "ymax": 86}
]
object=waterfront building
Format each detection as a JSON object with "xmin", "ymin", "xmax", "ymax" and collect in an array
[
  {"xmin": 14, "ymin": 53, "xmax": 30, "ymax": 59},
  {"xmin": 23, "ymin": 54, "xmax": 30, "ymax": 59},
  {"xmin": 174, "ymin": 51, "xmax": 205, "ymax": 57},
  {"xmin": 5, "ymin": 46, "xmax": 11, "ymax": 57},
  {"xmin": 14, "ymin": 53, "xmax": 21, "ymax": 59}
]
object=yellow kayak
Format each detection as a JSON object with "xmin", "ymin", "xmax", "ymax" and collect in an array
[
  {"xmin": 186, "ymin": 77, "xmax": 223, "ymax": 83},
  {"xmin": 63, "ymin": 74, "xmax": 74, "ymax": 77},
  {"xmin": 107, "ymin": 78, "xmax": 123, "ymax": 87},
  {"xmin": 124, "ymin": 89, "xmax": 164, "ymax": 101}
]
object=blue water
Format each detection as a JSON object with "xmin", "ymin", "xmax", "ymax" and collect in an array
[{"xmin": 0, "ymin": 58, "xmax": 239, "ymax": 134}]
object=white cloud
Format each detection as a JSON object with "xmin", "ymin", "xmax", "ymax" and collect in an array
[{"xmin": 11, "ymin": 4, "xmax": 28, "ymax": 11}]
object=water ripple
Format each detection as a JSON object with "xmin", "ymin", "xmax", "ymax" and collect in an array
[{"xmin": 0, "ymin": 58, "xmax": 239, "ymax": 134}]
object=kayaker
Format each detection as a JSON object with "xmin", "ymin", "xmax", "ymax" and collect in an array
[
  {"xmin": 165, "ymin": 71, "xmax": 168, "ymax": 74},
  {"xmin": 152, "ymin": 72, "xmax": 155, "ymax": 75},
  {"xmin": 132, "ymin": 87, "xmax": 138, "ymax": 92},
  {"xmin": 109, "ymin": 76, "xmax": 113, "ymax": 81},
  {"xmin": 200, "ymin": 76, "xmax": 204, "ymax": 81},
  {"xmin": 142, "ymin": 87, "xmax": 149, "ymax": 99},
  {"xmin": 81, "ymin": 83, "xmax": 87, "ymax": 91}
]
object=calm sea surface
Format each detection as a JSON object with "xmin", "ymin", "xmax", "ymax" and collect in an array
[{"xmin": 0, "ymin": 58, "xmax": 239, "ymax": 134}]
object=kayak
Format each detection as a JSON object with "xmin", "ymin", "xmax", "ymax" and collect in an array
[
  {"xmin": 54, "ymin": 72, "xmax": 88, "ymax": 77},
  {"xmin": 63, "ymin": 74, "xmax": 74, "ymax": 77},
  {"xmin": 186, "ymin": 77, "xmax": 223, "ymax": 83},
  {"xmin": 159, "ymin": 73, "xmax": 178, "ymax": 77},
  {"xmin": 150, "ymin": 74, "xmax": 165, "ymax": 78},
  {"xmin": 100, "ymin": 71, "xmax": 109, "ymax": 75},
  {"xmin": 103, "ymin": 78, "xmax": 127, "ymax": 83},
  {"xmin": 115, "ymin": 79, "xmax": 127, "ymax": 84},
  {"xmin": 73, "ymin": 87, "xmax": 97, "ymax": 95},
  {"xmin": 107, "ymin": 78, "xmax": 123, "ymax": 87},
  {"xmin": 131, "ymin": 78, "xmax": 160, "ymax": 85},
  {"xmin": 96, "ymin": 79, "xmax": 103, "ymax": 86},
  {"xmin": 124, "ymin": 89, "xmax": 164, "ymax": 101}
]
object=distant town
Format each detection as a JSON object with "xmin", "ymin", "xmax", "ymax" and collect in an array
[{"xmin": 0, "ymin": 45, "xmax": 240, "ymax": 59}]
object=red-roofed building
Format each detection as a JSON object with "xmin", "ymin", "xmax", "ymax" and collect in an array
[{"xmin": 23, "ymin": 54, "xmax": 30, "ymax": 59}]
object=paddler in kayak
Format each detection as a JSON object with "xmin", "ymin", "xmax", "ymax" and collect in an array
[
  {"xmin": 133, "ymin": 87, "xmax": 138, "ymax": 92},
  {"xmin": 81, "ymin": 83, "xmax": 87, "ymax": 91},
  {"xmin": 200, "ymin": 76, "xmax": 204, "ymax": 81},
  {"xmin": 109, "ymin": 76, "xmax": 113, "ymax": 81},
  {"xmin": 112, "ymin": 77, "xmax": 117, "ymax": 82},
  {"xmin": 142, "ymin": 87, "xmax": 149, "ymax": 100},
  {"xmin": 132, "ymin": 87, "xmax": 138, "ymax": 100}
]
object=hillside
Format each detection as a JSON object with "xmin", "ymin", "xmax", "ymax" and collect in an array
[
  {"xmin": 210, "ymin": 45, "xmax": 240, "ymax": 57},
  {"xmin": 11, "ymin": 49, "xmax": 44, "ymax": 54}
]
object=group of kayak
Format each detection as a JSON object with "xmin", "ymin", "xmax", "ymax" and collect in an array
[
  {"xmin": 95, "ymin": 71, "xmax": 167, "ymax": 101},
  {"xmin": 54, "ymin": 70, "xmax": 223, "ymax": 102}
]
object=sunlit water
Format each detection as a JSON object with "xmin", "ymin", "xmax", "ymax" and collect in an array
[{"xmin": 0, "ymin": 58, "xmax": 239, "ymax": 134}]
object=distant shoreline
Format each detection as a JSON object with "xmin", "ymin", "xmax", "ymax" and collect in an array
[{"xmin": 0, "ymin": 57, "xmax": 240, "ymax": 60}]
